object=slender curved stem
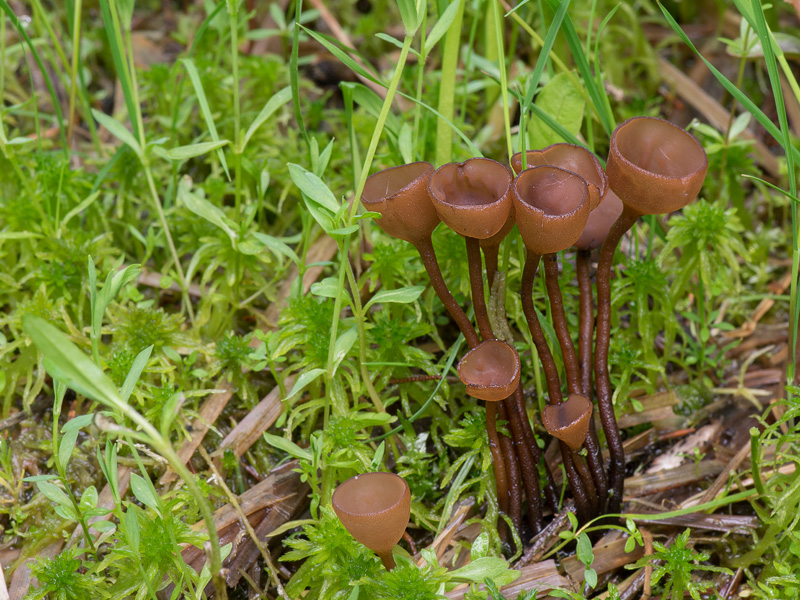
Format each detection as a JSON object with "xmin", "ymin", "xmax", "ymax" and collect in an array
[
  {"xmin": 577, "ymin": 248, "xmax": 608, "ymax": 511},
  {"xmin": 507, "ymin": 386, "xmax": 544, "ymax": 533},
  {"xmin": 561, "ymin": 443, "xmax": 591, "ymax": 523},
  {"xmin": 542, "ymin": 254, "xmax": 582, "ymax": 395},
  {"xmin": 520, "ymin": 251, "xmax": 562, "ymax": 404},
  {"xmin": 595, "ymin": 205, "xmax": 640, "ymax": 514},
  {"xmin": 542, "ymin": 459, "xmax": 560, "ymax": 512},
  {"xmin": 483, "ymin": 242, "xmax": 501, "ymax": 290},
  {"xmin": 486, "ymin": 401, "xmax": 509, "ymax": 520},
  {"xmin": 378, "ymin": 550, "xmax": 396, "ymax": 571},
  {"xmin": 498, "ymin": 401, "xmax": 522, "ymax": 534},
  {"xmin": 571, "ymin": 450, "xmax": 597, "ymax": 519},
  {"xmin": 466, "ymin": 237, "xmax": 494, "ymax": 341},
  {"xmin": 415, "ymin": 237, "xmax": 480, "ymax": 349}
]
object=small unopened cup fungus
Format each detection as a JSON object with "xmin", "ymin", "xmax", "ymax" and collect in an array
[
  {"xmin": 332, "ymin": 472, "xmax": 411, "ymax": 570},
  {"xmin": 457, "ymin": 339, "xmax": 521, "ymax": 402},
  {"xmin": 542, "ymin": 394, "xmax": 593, "ymax": 452}
]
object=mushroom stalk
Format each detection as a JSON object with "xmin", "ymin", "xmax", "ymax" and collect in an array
[
  {"xmin": 594, "ymin": 205, "xmax": 640, "ymax": 514},
  {"xmin": 466, "ymin": 236, "xmax": 494, "ymax": 341},
  {"xmin": 498, "ymin": 402, "xmax": 523, "ymax": 534},
  {"xmin": 415, "ymin": 236, "xmax": 480, "ymax": 349},
  {"xmin": 577, "ymin": 248, "xmax": 609, "ymax": 510},
  {"xmin": 507, "ymin": 386, "xmax": 545, "ymax": 532},
  {"xmin": 485, "ymin": 401, "xmax": 510, "ymax": 520},
  {"xmin": 542, "ymin": 254, "xmax": 581, "ymax": 396}
]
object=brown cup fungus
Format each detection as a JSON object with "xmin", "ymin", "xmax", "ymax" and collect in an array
[
  {"xmin": 362, "ymin": 161, "xmax": 438, "ymax": 246},
  {"xmin": 511, "ymin": 144, "xmax": 607, "ymax": 211},
  {"xmin": 574, "ymin": 190, "xmax": 624, "ymax": 251},
  {"xmin": 332, "ymin": 472, "xmax": 411, "ymax": 570},
  {"xmin": 595, "ymin": 117, "xmax": 708, "ymax": 515},
  {"xmin": 542, "ymin": 394, "xmax": 593, "ymax": 452},
  {"xmin": 457, "ymin": 339, "xmax": 521, "ymax": 402},
  {"xmin": 428, "ymin": 158, "xmax": 513, "ymax": 240},
  {"xmin": 513, "ymin": 166, "xmax": 590, "ymax": 256}
]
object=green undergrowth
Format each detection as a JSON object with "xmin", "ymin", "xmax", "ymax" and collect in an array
[{"xmin": 0, "ymin": 0, "xmax": 798, "ymax": 598}]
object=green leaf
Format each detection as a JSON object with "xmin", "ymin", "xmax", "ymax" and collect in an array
[
  {"xmin": 91, "ymin": 109, "xmax": 142, "ymax": 157},
  {"xmin": 364, "ymin": 285, "xmax": 424, "ymax": 310},
  {"xmin": 37, "ymin": 480, "xmax": 71, "ymax": 507},
  {"xmin": 576, "ymin": 532, "xmax": 594, "ymax": 566},
  {"xmin": 130, "ymin": 473, "xmax": 161, "ymax": 514},
  {"xmin": 23, "ymin": 316, "xmax": 124, "ymax": 410},
  {"xmin": 58, "ymin": 428, "xmax": 80, "ymax": 472},
  {"xmin": 251, "ymin": 232, "xmax": 300, "ymax": 264},
  {"xmin": 332, "ymin": 327, "xmax": 358, "ymax": 375},
  {"xmin": 287, "ymin": 163, "xmax": 340, "ymax": 213},
  {"xmin": 424, "ymin": 0, "xmax": 461, "ymax": 55},
  {"xmin": 449, "ymin": 557, "xmax": 520, "ymax": 586},
  {"xmin": 125, "ymin": 508, "xmax": 140, "ymax": 549},
  {"xmin": 154, "ymin": 140, "xmax": 230, "ymax": 161},
  {"xmin": 92, "ymin": 262, "xmax": 141, "ymax": 352},
  {"xmin": 92, "ymin": 520, "xmax": 116, "ymax": 533},
  {"xmin": 243, "ymin": 86, "xmax": 292, "ymax": 149},
  {"xmin": 300, "ymin": 27, "xmax": 382, "ymax": 86},
  {"xmin": 62, "ymin": 414, "xmax": 94, "ymax": 433},
  {"xmin": 310, "ymin": 277, "xmax": 341, "ymax": 299},
  {"xmin": 396, "ymin": 0, "xmax": 418, "ymax": 33},
  {"xmin": 80, "ymin": 486, "xmax": 99, "ymax": 510},
  {"xmin": 177, "ymin": 176, "xmax": 238, "ymax": 242},
  {"xmin": 121, "ymin": 346, "xmax": 153, "ymax": 403},
  {"xmin": 262, "ymin": 432, "xmax": 312, "ymax": 461},
  {"xmin": 470, "ymin": 531, "xmax": 490, "ymax": 560},
  {"xmin": 528, "ymin": 72, "xmax": 584, "ymax": 148},
  {"xmin": 159, "ymin": 392, "xmax": 183, "ymax": 439},
  {"xmin": 284, "ymin": 368, "xmax": 326, "ymax": 403},
  {"xmin": 179, "ymin": 58, "xmax": 231, "ymax": 178}
]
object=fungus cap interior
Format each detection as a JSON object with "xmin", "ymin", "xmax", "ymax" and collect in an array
[
  {"xmin": 363, "ymin": 162, "xmax": 432, "ymax": 204},
  {"xmin": 458, "ymin": 340, "xmax": 520, "ymax": 390},
  {"xmin": 429, "ymin": 159, "xmax": 511, "ymax": 207},
  {"xmin": 521, "ymin": 145, "xmax": 605, "ymax": 193},
  {"xmin": 516, "ymin": 167, "xmax": 587, "ymax": 217},
  {"xmin": 614, "ymin": 118, "xmax": 706, "ymax": 179},
  {"xmin": 332, "ymin": 472, "xmax": 408, "ymax": 517}
]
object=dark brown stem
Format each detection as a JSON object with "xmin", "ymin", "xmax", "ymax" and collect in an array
[
  {"xmin": 542, "ymin": 460, "xmax": 560, "ymax": 513},
  {"xmin": 520, "ymin": 251, "xmax": 562, "ymax": 405},
  {"xmin": 595, "ymin": 205, "xmax": 640, "ymax": 514},
  {"xmin": 498, "ymin": 401, "xmax": 522, "ymax": 535},
  {"xmin": 378, "ymin": 550, "xmax": 396, "ymax": 571},
  {"xmin": 576, "ymin": 248, "xmax": 608, "ymax": 511},
  {"xmin": 506, "ymin": 387, "xmax": 544, "ymax": 533},
  {"xmin": 486, "ymin": 401, "xmax": 509, "ymax": 521},
  {"xmin": 466, "ymin": 236, "xmax": 493, "ymax": 341},
  {"xmin": 483, "ymin": 243, "xmax": 500, "ymax": 290},
  {"xmin": 561, "ymin": 443, "xmax": 591, "ymax": 523},
  {"xmin": 570, "ymin": 450, "xmax": 597, "ymax": 519},
  {"xmin": 414, "ymin": 236, "xmax": 480, "ymax": 349},
  {"xmin": 542, "ymin": 254, "xmax": 581, "ymax": 396},
  {"xmin": 576, "ymin": 249, "xmax": 593, "ymax": 397}
]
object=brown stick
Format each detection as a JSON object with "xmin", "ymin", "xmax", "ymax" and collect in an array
[{"xmin": 595, "ymin": 205, "xmax": 640, "ymax": 514}]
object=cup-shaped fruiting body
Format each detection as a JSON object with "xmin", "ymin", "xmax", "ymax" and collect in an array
[
  {"xmin": 513, "ymin": 166, "xmax": 590, "ymax": 255},
  {"xmin": 480, "ymin": 209, "xmax": 515, "ymax": 251},
  {"xmin": 511, "ymin": 145, "xmax": 607, "ymax": 211},
  {"xmin": 605, "ymin": 117, "xmax": 708, "ymax": 216},
  {"xmin": 332, "ymin": 472, "xmax": 411, "ymax": 569},
  {"xmin": 428, "ymin": 158, "xmax": 513, "ymax": 239},
  {"xmin": 574, "ymin": 189, "xmax": 624, "ymax": 251},
  {"xmin": 362, "ymin": 162, "xmax": 438, "ymax": 246},
  {"xmin": 457, "ymin": 339, "xmax": 521, "ymax": 402},
  {"xmin": 542, "ymin": 394, "xmax": 593, "ymax": 451}
]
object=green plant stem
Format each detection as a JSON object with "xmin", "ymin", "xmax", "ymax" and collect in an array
[
  {"xmin": 435, "ymin": 0, "xmax": 465, "ymax": 166},
  {"xmin": 67, "ymin": 0, "xmax": 82, "ymax": 148},
  {"xmin": 491, "ymin": 0, "xmax": 513, "ymax": 161}
]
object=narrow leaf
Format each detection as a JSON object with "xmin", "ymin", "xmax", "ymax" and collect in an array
[
  {"xmin": 364, "ymin": 285, "xmax": 424, "ymax": 310},
  {"xmin": 284, "ymin": 368, "xmax": 326, "ymax": 402},
  {"xmin": 91, "ymin": 109, "xmax": 142, "ymax": 157},
  {"xmin": 243, "ymin": 86, "xmax": 292, "ymax": 149}
]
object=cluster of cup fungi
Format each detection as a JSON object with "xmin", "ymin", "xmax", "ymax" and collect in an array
[{"xmin": 331, "ymin": 116, "xmax": 708, "ymax": 569}]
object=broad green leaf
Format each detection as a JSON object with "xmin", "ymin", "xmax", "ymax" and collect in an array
[
  {"xmin": 243, "ymin": 86, "xmax": 292, "ymax": 149},
  {"xmin": 528, "ymin": 72, "xmax": 584, "ymax": 149},
  {"xmin": 470, "ymin": 531, "xmax": 490, "ymax": 560},
  {"xmin": 424, "ymin": 0, "xmax": 462, "ymax": 55},
  {"xmin": 130, "ymin": 473, "xmax": 161, "ymax": 513},
  {"xmin": 332, "ymin": 327, "xmax": 358, "ymax": 374},
  {"xmin": 576, "ymin": 532, "xmax": 594, "ymax": 566},
  {"xmin": 62, "ymin": 414, "xmax": 94, "ymax": 433},
  {"xmin": 364, "ymin": 285, "xmax": 424, "ymax": 310},
  {"xmin": 283, "ymin": 368, "xmax": 326, "ymax": 402},
  {"xmin": 179, "ymin": 58, "xmax": 231, "ymax": 178},
  {"xmin": 121, "ymin": 346, "xmax": 153, "ymax": 402},
  {"xmin": 396, "ymin": 0, "xmax": 418, "ymax": 33},
  {"xmin": 92, "ymin": 520, "xmax": 116, "ymax": 533},
  {"xmin": 262, "ymin": 432, "xmax": 312, "ymax": 461},
  {"xmin": 449, "ymin": 557, "xmax": 520, "ymax": 586},
  {"xmin": 91, "ymin": 109, "xmax": 142, "ymax": 157},
  {"xmin": 23, "ymin": 316, "xmax": 123, "ymax": 409},
  {"xmin": 310, "ymin": 277, "xmax": 340, "ymax": 299},
  {"xmin": 177, "ymin": 176, "xmax": 238, "ymax": 243},
  {"xmin": 251, "ymin": 232, "xmax": 300, "ymax": 264},
  {"xmin": 37, "ymin": 480, "xmax": 71, "ymax": 507},
  {"xmin": 125, "ymin": 508, "xmax": 140, "ymax": 549},
  {"xmin": 154, "ymin": 140, "xmax": 230, "ymax": 161},
  {"xmin": 80, "ymin": 486, "xmax": 99, "ymax": 510},
  {"xmin": 288, "ymin": 163, "xmax": 340, "ymax": 213},
  {"xmin": 58, "ymin": 428, "xmax": 80, "ymax": 472}
]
